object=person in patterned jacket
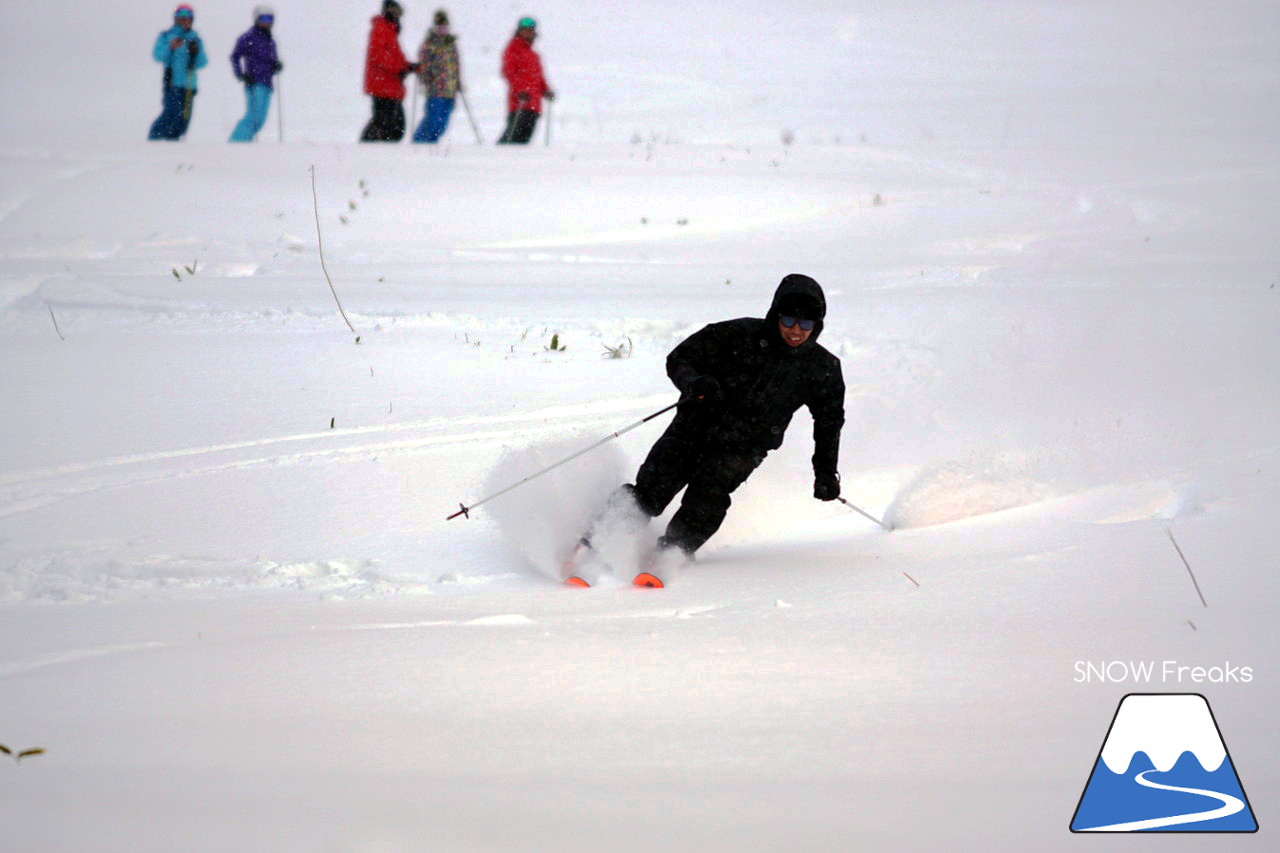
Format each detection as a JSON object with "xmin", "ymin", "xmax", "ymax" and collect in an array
[{"xmin": 412, "ymin": 9, "xmax": 462, "ymax": 143}]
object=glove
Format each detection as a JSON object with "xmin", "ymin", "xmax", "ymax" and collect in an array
[
  {"xmin": 272, "ymin": 61, "xmax": 283, "ymax": 73},
  {"xmin": 544, "ymin": 89, "xmax": 556, "ymax": 101},
  {"xmin": 235, "ymin": 72, "xmax": 247, "ymax": 84},
  {"xmin": 517, "ymin": 92, "xmax": 530, "ymax": 104},
  {"xmin": 814, "ymin": 472, "xmax": 841, "ymax": 502},
  {"xmin": 688, "ymin": 375, "xmax": 722, "ymax": 403}
]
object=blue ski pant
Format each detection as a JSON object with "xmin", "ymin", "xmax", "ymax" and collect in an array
[
  {"xmin": 412, "ymin": 97, "xmax": 456, "ymax": 143},
  {"xmin": 149, "ymin": 86, "xmax": 196, "ymax": 140},
  {"xmin": 229, "ymin": 84, "xmax": 273, "ymax": 142}
]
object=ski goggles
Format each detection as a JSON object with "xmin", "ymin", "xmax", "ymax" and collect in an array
[
  {"xmin": 174, "ymin": 7, "xmax": 194, "ymax": 19},
  {"xmin": 779, "ymin": 315, "xmax": 816, "ymax": 331},
  {"xmin": 257, "ymin": 14, "xmax": 274, "ymax": 23}
]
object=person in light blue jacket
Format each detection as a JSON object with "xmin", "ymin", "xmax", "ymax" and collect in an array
[{"xmin": 148, "ymin": 5, "xmax": 209, "ymax": 140}]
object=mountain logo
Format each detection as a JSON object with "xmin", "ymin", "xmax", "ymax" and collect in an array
[{"xmin": 1070, "ymin": 693, "xmax": 1258, "ymax": 832}]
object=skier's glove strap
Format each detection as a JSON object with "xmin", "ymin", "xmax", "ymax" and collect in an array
[{"xmin": 814, "ymin": 472, "xmax": 841, "ymax": 501}]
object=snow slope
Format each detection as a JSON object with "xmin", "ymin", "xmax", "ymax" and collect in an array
[{"xmin": 1, "ymin": 1, "xmax": 1278, "ymax": 850}]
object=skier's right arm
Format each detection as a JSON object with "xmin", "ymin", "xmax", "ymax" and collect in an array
[
  {"xmin": 666, "ymin": 324, "xmax": 725, "ymax": 399},
  {"xmin": 154, "ymin": 32, "xmax": 174, "ymax": 63},
  {"xmin": 230, "ymin": 35, "xmax": 246, "ymax": 82}
]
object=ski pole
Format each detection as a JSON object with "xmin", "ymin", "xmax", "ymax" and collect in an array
[
  {"xmin": 837, "ymin": 497, "xmax": 893, "ymax": 531},
  {"xmin": 544, "ymin": 99, "xmax": 552, "ymax": 147},
  {"xmin": 409, "ymin": 75, "xmax": 419, "ymax": 139},
  {"xmin": 447, "ymin": 399, "xmax": 681, "ymax": 520},
  {"xmin": 458, "ymin": 89, "xmax": 482, "ymax": 144},
  {"xmin": 276, "ymin": 76, "xmax": 284, "ymax": 142}
]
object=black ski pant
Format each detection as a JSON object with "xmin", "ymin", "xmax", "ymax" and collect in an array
[
  {"xmin": 626, "ymin": 419, "xmax": 766, "ymax": 555},
  {"xmin": 149, "ymin": 86, "xmax": 195, "ymax": 140},
  {"xmin": 497, "ymin": 109, "xmax": 539, "ymax": 144},
  {"xmin": 361, "ymin": 97, "xmax": 406, "ymax": 142}
]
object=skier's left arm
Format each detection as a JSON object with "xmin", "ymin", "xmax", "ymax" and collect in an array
[
  {"xmin": 192, "ymin": 35, "xmax": 209, "ymax": 71},
  {"xmin": 808, "ymin": 360, "xmax": 846, "ymax": 500},
  {"xmin": 538, "ymin": 56, "xmax": 554, "ymax": 100}
]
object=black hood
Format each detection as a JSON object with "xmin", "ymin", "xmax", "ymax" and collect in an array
[{"xmin": 765, "ymin": 273, "xmax": 827, "ymax": 344}]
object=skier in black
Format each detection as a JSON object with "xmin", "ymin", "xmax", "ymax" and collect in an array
[{"xmin": 573, "ymin": 274, "xmax": 845, "ymax": 586}]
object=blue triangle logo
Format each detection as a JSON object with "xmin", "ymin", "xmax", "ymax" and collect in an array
[{"xmin": 1071, "ymin": 693, "xmax": 1258, "ymax": 832}]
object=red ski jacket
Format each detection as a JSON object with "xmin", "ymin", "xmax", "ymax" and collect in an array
[
  {"xmin": 501, "ymin": 36, "xmax": 548, "ymax": 114},
  {"xmin": 364, "ymin": 15, "xmax": 410, "ymax": 100}
]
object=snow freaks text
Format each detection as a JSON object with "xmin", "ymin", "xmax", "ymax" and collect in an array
[{"xmin": 1074, "ymin": 661, "xmax": 1254, "ymax": 684}]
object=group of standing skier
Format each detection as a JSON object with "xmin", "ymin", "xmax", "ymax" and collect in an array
[
  {"xmin": 360, "ymin": 1, "xmax": 553, "ymax": 144},
  {"xmin": 147, "ymin": 3, "xmax": 553, "ymax": 146}
]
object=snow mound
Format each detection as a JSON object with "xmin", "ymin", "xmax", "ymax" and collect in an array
[{"xmin": 885, "ymin": 453, "xmax": 1056, "ymax": 529}]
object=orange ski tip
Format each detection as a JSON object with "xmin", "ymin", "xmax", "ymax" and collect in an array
[
  {"xmin": 564, "ymin": 576, "xmax": 591, "ymax": 588},
  {"xmin": 633, "ymin": 572, "xmax": 664, "ymax": 589}
]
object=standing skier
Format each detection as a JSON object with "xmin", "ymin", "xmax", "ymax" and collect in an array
[
  {"xmin": 412, "ymin": 9, "xmax": 462, "ymax": 143},
  {"xmin": 569, "ymin": 274, "xmax": 846, "ymax": 587},
  {"xmin": 497, "ymin": 17, "xmax": 554, "ymax": 144},
  {"xmin": 361, "ymin": 1, "xmax": 418, "ymax": 142},
  {"xmin": 148, "ymin": 5, "xmax": 208, "ymax": 141},
  {"xmin": 228, "ymin": 6, "xmax": 283, "ymax": 143}
]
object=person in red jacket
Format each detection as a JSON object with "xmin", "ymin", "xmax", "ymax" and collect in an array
[
  {"xmin": 361, "ymin": 1, "xmax": 419, "ymax": 142},
  {"xmin": 498, "ymin": 17, "xmax": 555, "ymax": 144}
]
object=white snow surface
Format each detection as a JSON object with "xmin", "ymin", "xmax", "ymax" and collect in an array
[{"xmin": 2, "ymin": 0, "xmax": 1279, "ymax": 850}]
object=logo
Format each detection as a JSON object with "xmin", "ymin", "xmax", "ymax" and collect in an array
[{"xmin": 1070, "ymin": 693, "xmax": 1258, "ymax": 832}]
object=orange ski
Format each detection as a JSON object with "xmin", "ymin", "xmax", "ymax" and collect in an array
[
  {"xmin": 633, "ymin": 572, "xmax": 664, "ymax": 589},
  {"xmin": 562, "ymin": 538, "xmax": 598, "ymax": 588}
]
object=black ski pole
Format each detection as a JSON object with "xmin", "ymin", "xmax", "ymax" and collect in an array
[
  {"xmin": 837, "ymin": 497, "xmax": 892, "ymax": 531},
  {"xmin": 447, "ymin": 399, "xmax": 681, "ymax": 520}
]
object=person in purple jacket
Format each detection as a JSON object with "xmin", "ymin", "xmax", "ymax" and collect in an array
[{"xmin": 229, "ymin": 5, "xmax": 283, "ymax": 142}]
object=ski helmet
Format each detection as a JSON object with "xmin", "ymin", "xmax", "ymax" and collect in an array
[
  {"xmin": 254, "ymin": 5, "xmax": 274, "ymax": 20},
  {"xmin": 174, "ymin": 5, "xmax": 195, "ymax": 19}
]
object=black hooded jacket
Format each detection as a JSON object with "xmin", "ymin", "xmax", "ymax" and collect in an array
[{"xmin": 664, "ymin": 274, "xmax": 845, "ymax": 478}]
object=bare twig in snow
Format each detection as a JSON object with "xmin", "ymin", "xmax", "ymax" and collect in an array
[
  {"xmin": 1167, "ymin": 529, "xmax": 1208, "ymax": 608},
  {"xmin": 47, "ymin": 304, "xmax": 65, "ymax": 340},
  {"xmin": 308, "ymin": 165, "xmax": 359, "ymax": 339}
]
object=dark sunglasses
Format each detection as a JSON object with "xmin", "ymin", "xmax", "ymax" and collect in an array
[{"xmin": 779, "ymin": 315, "xmax": 815, "ymax": 331}]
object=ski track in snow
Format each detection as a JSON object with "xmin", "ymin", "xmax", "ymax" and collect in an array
[
  {"xmin": 0, "ymin": 641, "xmax": 168, "ymax": 680},
  {"xmin": 0, "ymin": 398, "xmax": 673, "ymax": 521}
]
